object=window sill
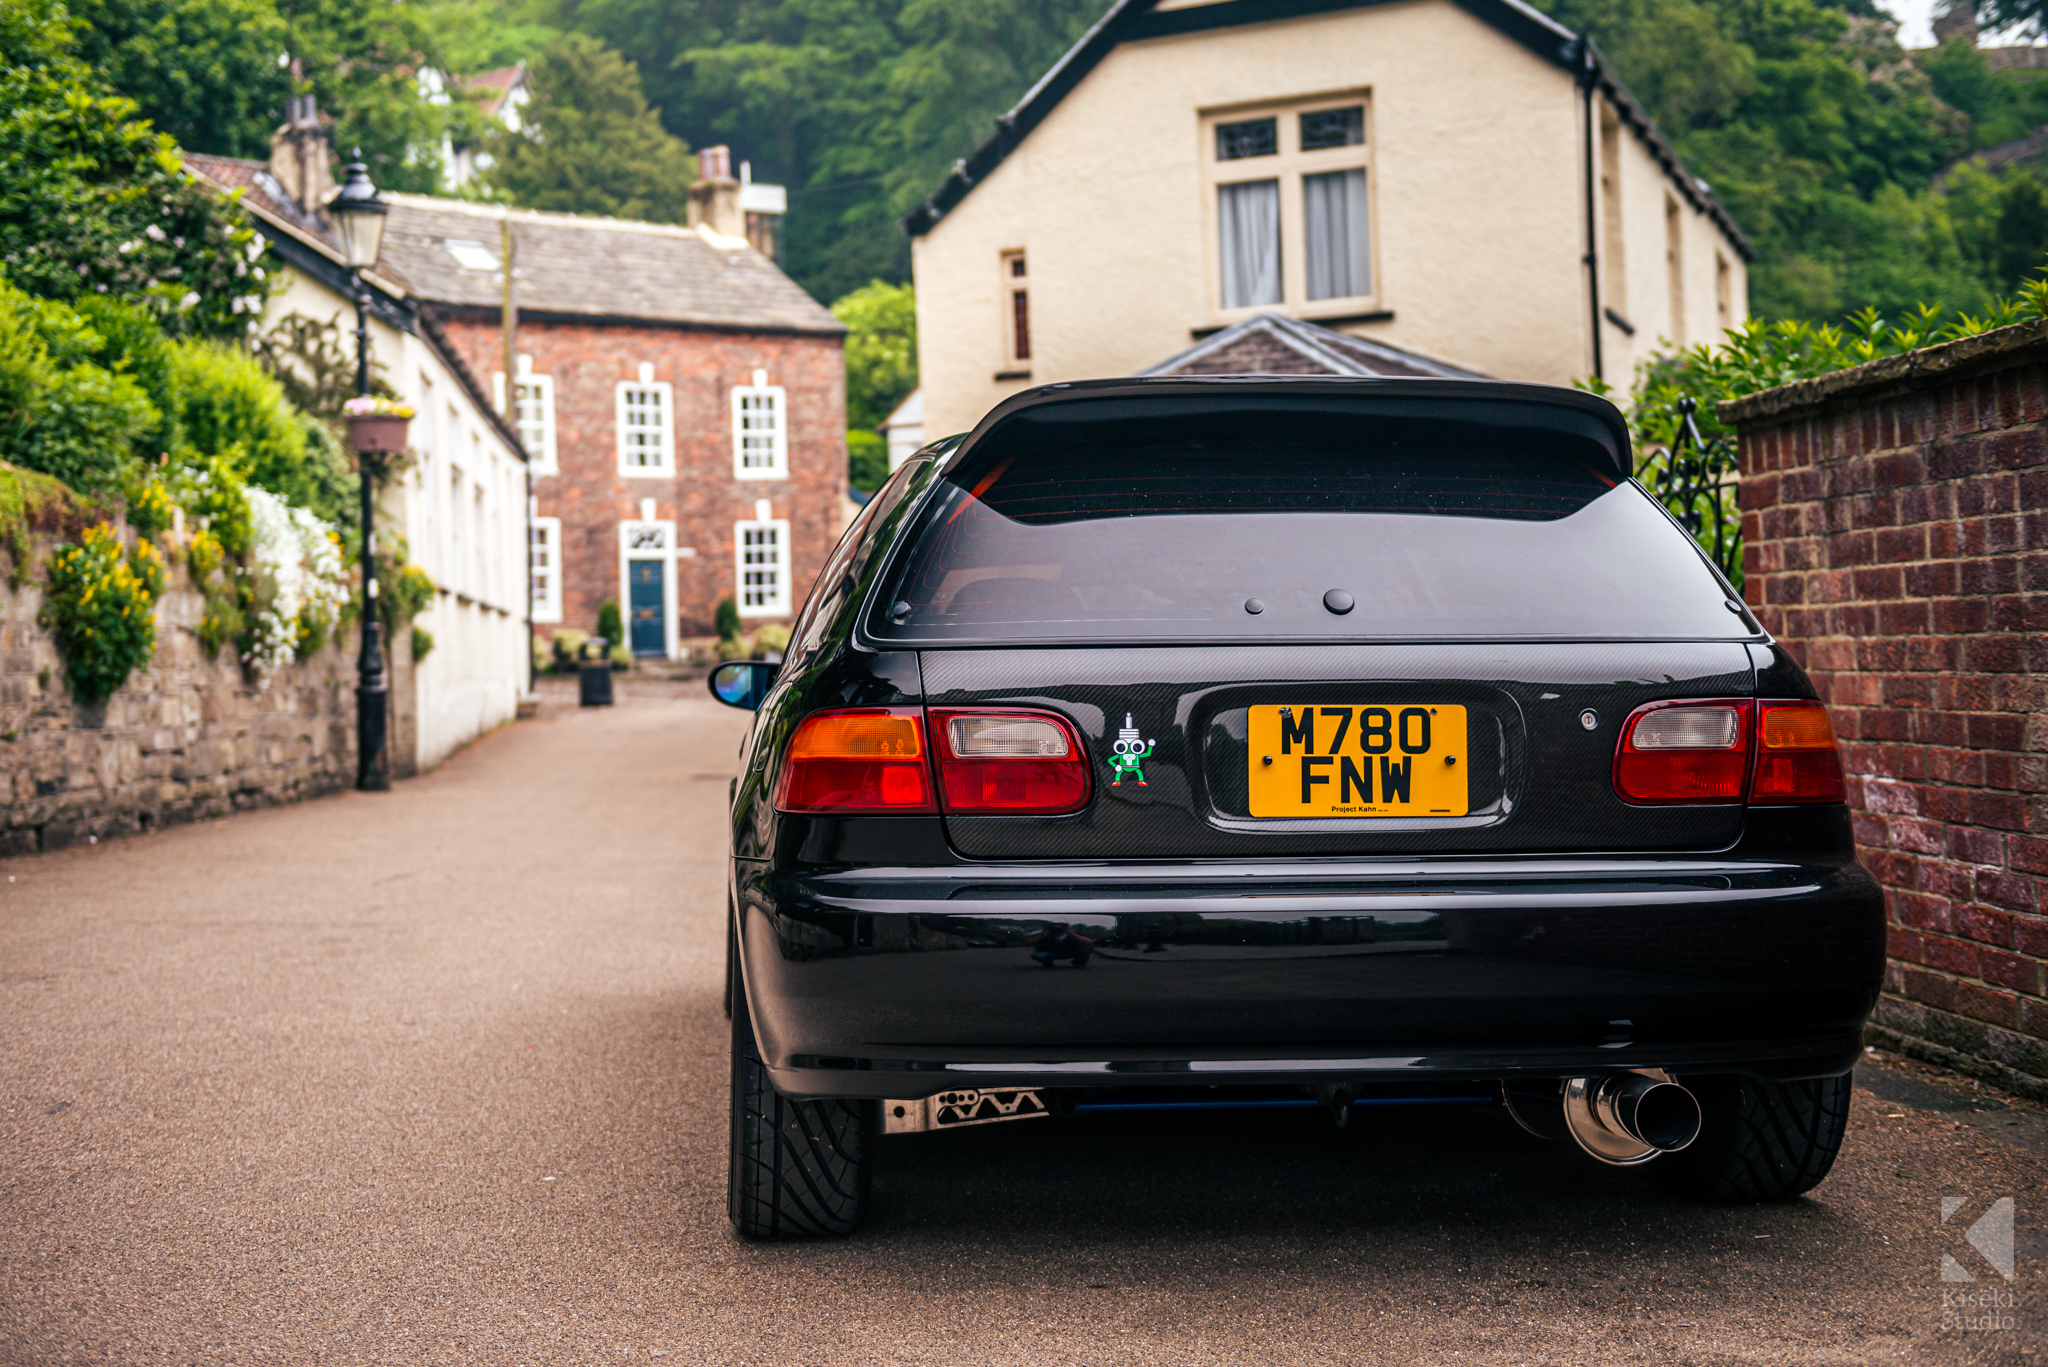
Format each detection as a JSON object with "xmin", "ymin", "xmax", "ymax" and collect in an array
[
  {"xmin": 734, "ymin": 469, "xmax": 790, "ymax": 481},
  {"xmin": 994, "ymin": 369, "xmax": 1032, "ymax": 382},
  {"xmin": 618, "ymin": 467, "xmax": 677, "ymax": 480}
]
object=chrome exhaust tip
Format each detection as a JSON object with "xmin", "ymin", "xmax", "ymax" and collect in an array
[{"xmin": 1561, "ymin": 1070, "xmax": 1701, "ymax": 1166}]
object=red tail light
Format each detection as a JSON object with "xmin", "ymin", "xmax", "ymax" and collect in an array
[
  {"xmin": 775, "ymin": 708, "xmax": 934, "ymax": 813},
  {"xmin": 1613, "ymin": 698, "xmax": 1848, "ymax": 805},
  {"xmin": 931, "ymin": 709, "xmax": 1090, "ymax": 814},
  {"xmin": 1613, "ymin": 700, "xmax": 1751, "ymax": 804},
  {"xmin": 1750, "ymin": 701, "xmax": 1846, "ymax": 802}
]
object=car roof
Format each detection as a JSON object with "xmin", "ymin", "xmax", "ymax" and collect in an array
[{"xmin": 945, "ymin": 375, "xmax": 1635, "ymax": 485}]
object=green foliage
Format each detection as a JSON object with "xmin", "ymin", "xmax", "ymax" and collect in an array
[
  {"xmin": 595, "ymin": 595, "xmax": 623, "ymax": 643},
  {"xmin": 0, "ymin": 279, "xmax": 159, "ymax": 493},
  {"xmin": 411, "ymin": 624, "xmax": 435, "ymax": 662},
  {"xmin": 752, "ymin": 621, "xmax": 791, "ymax": 657},
  {"xmin": 550, "ymin": 627, "xmax": 588, "ymax": 669},
  {"xmin": 552, "ymin": 0, "xmax": 1102, "ymax": 300},
  {"xmin": 196, "ymin": 578, "xmax": 243, "ymax": 658},
  {"xmin": 833, "ymin": 280, "xmax": 917, "ymax": 430},
  {"xmin": 39, "ymin": 522, "xmax": 163, "ymax": 702},
  {"xmin": 0, "ymin": 0, "xmax": 267, "ymax": 337},
  {"xmin": 714, "ymin": 595, "xmax": 740, "ymax": 642},
  {"xmin": 484, "ymin": 34, "xmax": 696, "ymax": 222},
  {"xmin": 378, "ymin": 555, "xmax": 437, "ymax": 635},
  {"xmin": 608, "ymin": 640, "xmax": 630, "ymax": 669},
  {"xmin": 0, "ymin": 458, "xmax": 96, "ymax": 583},
  {"xmin": 125, "ymin": 473, "xmax": 174, "ymax": 540},
  {"xmin": 1608, "ymin": 282, "xmax": 2048, "ymax": 582},
  {"xmin": 70, "ymin": 0, "xmax": 292, "ymax": 158},
  {"xmin": 178, "ymin": 455, "xmax": 253, "ymax": 556},
  {"xmin": 847, "ymin": 429, "xmax": 889, "ymax": 494},
  {"xmin": 273, "ymin": 0, "xmax": 478, "ymax": 193},
  {"xmin": 169, "ymin": 341, "xmax": 306, "ymax": 480},
  {"xmin": 1529, "ymin": 0, "xmax": 2048, "ymax": 320}
]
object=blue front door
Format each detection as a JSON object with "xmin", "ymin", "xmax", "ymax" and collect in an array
[{"xmin": 628, "ymin": 560, "xmax": 666, "ymax": 655}]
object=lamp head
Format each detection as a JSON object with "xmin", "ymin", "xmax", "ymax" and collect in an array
[{"xmin": 327, "ymin": 150, "xmax": 389, "ymax": 270}]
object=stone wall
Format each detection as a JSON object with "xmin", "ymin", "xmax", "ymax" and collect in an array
[
  {"xmin": 1725, "ymin": 320, "xmax": 2048, "ymax": 1099},
  {"xmin": 1, "ymin": 527, "xmax": 359, "ymax": 854}
]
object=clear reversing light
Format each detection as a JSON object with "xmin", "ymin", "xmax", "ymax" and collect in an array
[
  {"xmin": 931, "ymin": 709, "xmax": 1089, "ymax": 814},
  {"xmin": 946, "ymin": 715, "xmax": 1073, "ymax": 758}
]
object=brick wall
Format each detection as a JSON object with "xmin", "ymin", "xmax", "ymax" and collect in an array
[
  {"xmin": 1728, "ymin": 323, "xmax": 2048, "ymax": 1099},
  {"xmin": 2, "ymin": 528, "xmax": 360, "ymax": 854},
  {"xmin": 437, "ymin": 315, "xmax": 845, "ymax": 641}
]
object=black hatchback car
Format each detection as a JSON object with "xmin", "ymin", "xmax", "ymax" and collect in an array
[{"xmin": 710, "ymin": 377, "xmax": 1883, "ymax": 1239}]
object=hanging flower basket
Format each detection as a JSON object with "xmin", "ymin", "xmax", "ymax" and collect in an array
[
  {"xmin": 347, "ymin": 415, "xmax": 410, "ymax": 452},
  {"xmin": 343, "ymin": 397, "xmax": 415, "ymax": 454}
]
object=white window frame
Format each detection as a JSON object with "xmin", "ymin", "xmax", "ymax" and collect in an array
[
  {"xmin": 530, "ymin": 515, "xmax": 562, "ymax": 623},
  {"xmin": 616, "ymin": 365, "xmax": 675, "ymax": 478},
  {"xmin": 617, "ymin": 519, "xmax": 678, "ymax": 659},
  {"xmin": 731, "ymin": 368, "xmax": 788, "ymax": 480},
  {"xmin": 735, "ymin": 512, "xmax": 792, "ymax": 617},
  {"xmin": 1202, "ymin": 91, "xmax": 1377, "ymax": 321},
  {"xmin": 494, "ymin": 363, "xmax": 558, "ymax": 475}
]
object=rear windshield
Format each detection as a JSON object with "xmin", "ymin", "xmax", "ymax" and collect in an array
[{"xmin": 866, "ymin": 398, "xmax": 1748, "ymax": 644}]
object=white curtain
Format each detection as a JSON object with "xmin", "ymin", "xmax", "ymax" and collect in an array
[
  {"xmin": 1218, "ymin": 179, "xmax": 1281, "ymax": 309},
  {"xmin": 1304, "ymin": 168, "xmax": 1370, "ymax": 301}
]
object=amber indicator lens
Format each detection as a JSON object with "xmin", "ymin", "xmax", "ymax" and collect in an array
[
  {"xmin": 931, "ymin": 709, "xmax": 1090, "ymax": 814},
  {"xmin": 1613, "ymin": 701, "xmax": 1751, "ymax": 804},
  {"xmin": 946, "ymin": 715, "xmax": 1072, "ymax": 759},
  {"xmin": 776, "ymin": 709, "xmax": 934, "ymax": 813},
  {"xmin": 1752, "ymin": 701, "xmax": 1846, "ymax": 803},
  {"xmin": 789, "ymin": 712, "xmax": 923, "ymax": 759}
]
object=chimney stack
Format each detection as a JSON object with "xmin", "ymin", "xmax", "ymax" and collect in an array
[
  {"xmin": 1933, "ymin": 0, "xmax": 1978, "ymax": 46},
  {"xmin": 269, "ymin": 94, "xmax": 335, "ymax": 215},
  {"xmin": 688, "ymin": 145, "xmax": 746, "ymax": 240}
]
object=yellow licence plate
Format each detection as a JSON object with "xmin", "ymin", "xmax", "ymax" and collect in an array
[{"xmin": 1247, "ymin": 705, "xmax": 1469, "ymax": 817}]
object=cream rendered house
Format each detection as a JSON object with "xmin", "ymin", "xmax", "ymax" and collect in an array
[
  {"xmin": 904, "ymin": 0, "xmax": 1751, "ymax": 437},
  {"xmin": 188, "ymin": 150, "xmax": 532, "ymax": 777}
]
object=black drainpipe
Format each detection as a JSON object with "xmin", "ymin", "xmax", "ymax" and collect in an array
[{"xmin": 1577, "ymin": 36, "xmax": 1603, "ymax": 384}]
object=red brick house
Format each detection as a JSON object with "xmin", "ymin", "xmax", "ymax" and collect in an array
[{"xmin": 377, "ymin": 182, "xmax": 845, "ymax": 655}]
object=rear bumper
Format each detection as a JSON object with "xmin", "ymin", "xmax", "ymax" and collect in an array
[{"xmin": 734, "ymin": 855, "xmax": 1885, "ymax": 1101}]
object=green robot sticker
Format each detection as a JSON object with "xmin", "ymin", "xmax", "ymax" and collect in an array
[{"xmin": 1109, "ymin": 713, "xmax": 1154, "ymax": 787}]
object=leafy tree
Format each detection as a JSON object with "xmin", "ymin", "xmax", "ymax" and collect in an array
[
  {"xmin": 0, "ymin": 279, "xmax": 159, "ymax": 493},
  {"xmin": 832, "ymin": 280, "xmax": 916, "ymax": 429},
  {"xmin": 832, "ymin": 279, "xmax": 915, "ymax": 492},
  {"xmin": 484, "ymin": 34, "xmax": 696, "ymax": 222},
  {"xmin": 274, "ymin": 0, "xmax": 475, "ymax": 193},
  {"xmin": 553, "ymin": 0, "xmax": 1102, "ymax": 301},
  {"xmin": 69, "ymin": 0, "xmax": 292, "ymax": 159},
  {"xmin": 0, "ymin": 0, "xmax": 269, "ymax": 338}
]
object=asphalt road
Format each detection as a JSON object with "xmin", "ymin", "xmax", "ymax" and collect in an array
[{"xmin": 3, "ymin": 688, "xmax": 2044, "ymax": 1365}]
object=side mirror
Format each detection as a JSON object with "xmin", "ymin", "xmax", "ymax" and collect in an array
[{"xmin": 709, "ymin": 660, "xmax": 778, "ymax": 711}]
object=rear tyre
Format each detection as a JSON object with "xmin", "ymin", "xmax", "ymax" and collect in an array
[
  {"xmin": 1649, "ymin": 1074, "xmax": 1851, "ymax": 1202},
  {"xmin": 728, "ymin": 988, "xmax": 872, "ymax": 1239}
]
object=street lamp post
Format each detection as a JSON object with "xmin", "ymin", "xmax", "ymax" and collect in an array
[{"xmin": 328, "ymin": 155, "xmax": 392, "ymax": 792}]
